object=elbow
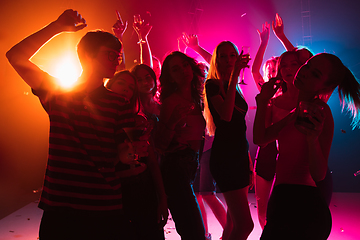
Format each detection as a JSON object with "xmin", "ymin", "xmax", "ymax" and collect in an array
[
  {"xmin": 5, "ymin": 50, "xmax": 13, "ymax": 63},
  {"xmin": 6, "ymin": 49, "xmax": 20, "ymax": 66},
  {"xmin": 222, "ymin": 116, "xmax": 231, "ymax": 122},
  {"xmin": 311, "ymin": 168, "xmax": 327, "ymax": 182},
  {"xmin": 312, "ymin": 173, "xmax": 326, "ymax": 183},
  {"xmin": 253, "ymin": 136, "xmax": 264, "ymax": 147},
  {"xmin": 220, "ymin": 111, "xmax": 233, "ymax": 122},
  {"xmin": 253, "ymin": 133, "xmax": 268, "ymax": 147}
]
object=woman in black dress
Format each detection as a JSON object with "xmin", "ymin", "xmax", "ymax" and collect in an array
[{"xmin": 204, "ymin": 41, "xmax": 253, "ymax": 240}]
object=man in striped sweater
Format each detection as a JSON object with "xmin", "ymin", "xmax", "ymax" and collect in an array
[{"xmin": 6, "ymin": 9, "xmax": 146, "ymax": 240}]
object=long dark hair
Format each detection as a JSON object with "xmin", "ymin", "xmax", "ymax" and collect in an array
[{"xmin": 159, "ymin": 51, "xmax": 204, "ymax": 108}]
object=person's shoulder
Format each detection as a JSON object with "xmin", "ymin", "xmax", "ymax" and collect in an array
[
  {"xmin": 314, "ymin": 98, "xmax": 333, "ymax": 120},
  {"xmin": 205, "ymin": 79, "xmax": 221, "ymax": 94}
]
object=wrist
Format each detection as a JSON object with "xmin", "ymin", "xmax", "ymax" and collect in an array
[{"xmin": 48, "ymin": 21, "xmax": 67, "ymax": 34}]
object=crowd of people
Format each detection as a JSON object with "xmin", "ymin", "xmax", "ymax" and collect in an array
[{"xmin": 6, "ymin": 8, "xmax": 360, "ymax": 240}]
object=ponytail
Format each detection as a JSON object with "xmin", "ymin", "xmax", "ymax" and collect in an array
[{"xmin": 338, "ymin": 67, "xmax": 360, "ymax": 129}]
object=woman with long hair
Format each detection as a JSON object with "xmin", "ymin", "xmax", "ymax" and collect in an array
[
  {"xmin": 254, "ymin": 53, "xmax": 360, "ymax": 239},
  {"xmin": 106, "ymin": 70, "xmax": 168, "ymax": 240},
  {"xmin": 156, "ymin": 51, "xmax": 207, "ymax": 240},
  {"xmin": 203, "ymin": 41, "xmax": 253, "ymax": 240}
]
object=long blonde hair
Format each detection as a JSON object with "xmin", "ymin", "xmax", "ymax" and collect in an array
[{"xmin": 203, "ymin": 41, "xmax": 240, "ymax": 136}]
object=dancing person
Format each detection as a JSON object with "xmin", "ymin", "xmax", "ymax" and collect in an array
[
  {"xmin": 156, "ymin": 51, "xmax": 206, "ymax": 240},
  {"xmin": 251, "ymin": 15, "xmax": 297, "ymax": 229},
  {"xmin": 179, "ymin": 36, "xmax": 227, "ymax": 239},
  {"xmin": 254, "ymin": 53, "xmax": 360, "ymax": 239},
  {"xmin": 5, "ymin": 9, "xmax": 150, "ymax": 240},
  {"xmin": 130, "ymin": 64, "xmax": 160, "ymax": 117},
  {"xmin": 105, "ymin": 70, "xmax": 139, "ymax": 110},
  {"xmin": 203, "ymin": 41, "xmax": 253, "ymax": 240},
  {"xmin": 106, "ymin": 70, "xmax": 168, "ymax": 240}
]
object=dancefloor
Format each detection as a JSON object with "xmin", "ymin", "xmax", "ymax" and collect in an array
[{"xmin": 0, "ymin": 193, "xmax": 359, "ymax": 240}]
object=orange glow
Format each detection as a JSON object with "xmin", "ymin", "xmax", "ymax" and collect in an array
[{"xmin": 52, "ymin": 52, "xmax": 82, "ymax": 88}]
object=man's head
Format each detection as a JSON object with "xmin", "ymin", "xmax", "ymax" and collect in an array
[
  {"xmin": 77, "ymin": 30, "xmax": 122, "ymax": 79},
  {"xmin": 77, "ymin": 30, "xmax": 121, "ymax": 62}
]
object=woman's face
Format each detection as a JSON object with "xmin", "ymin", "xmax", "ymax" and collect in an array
[
  {"xmin": 279, "ymin": 54, "xmax": 301, "ymax": 84},
  {"xmin": 168, "ymin": 55, "xmax": 193, "ymax": 86},
  {"xmin": 216, "ymin": 43, "xmax": 238, "ymax": 75},
  {"xmin": 265, "ymin": 61, "xmax": 277, "ymax": 80},
  {"xmin": 109, "ymin": 73, "xmax": 136, "ymax": 101},
  {"xmin": 294, "ymin": 54, "xmax": 332, "ymax": 95},
  {"xmin": 135, "ymin": 68, "xmax": 155, "ymax": 94}
]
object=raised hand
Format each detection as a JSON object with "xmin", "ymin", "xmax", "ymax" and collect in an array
[
  {"xmin": 272, "ymin": 13, "xmax": 285, "ymax": 38},
  {"xmin": 112, "ymin": 10, "xmax": 128, "ymax": 39},
  {"xmin": 54, "ymin": 9, "xmax": 87, "ymax": 32},
  {"xmin": 181, "ymin": 33, "xmax": 200, "ymax": 49},
  {"xmin": 257, "ymin": 22, "xmax": 270, "ymax": 45},
  {"xmin": 133, "ymin": 14, "xmax": 152, "ymax": 42}
]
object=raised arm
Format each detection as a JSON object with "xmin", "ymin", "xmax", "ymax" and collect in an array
[
  {"xmin": 133, "ymin": 14, "xmax": 153, "ymax": 68},
  {"xmin": 112, "ymin": 10, "xmax": 127, "ymax": 70},
  {"xmin": 6, "ymin": 9, "xmax": 87, "ymax": 91},
  {"xmin": 252, "ymin": 22, "xmax": 270, "ymax": 92},
  {"xmin": 272, "ymin": 13, "xmax": 295, "ymax": 51},
  {"xmin": 181, "ymin": 33, "xmax": 212, "ymax": 64}
]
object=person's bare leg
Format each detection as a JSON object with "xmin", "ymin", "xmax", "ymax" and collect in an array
[
  {"xmin": 196, "ymin": 194, "xmax": 209, "ymax": 236},
  {"xmin": 255, "ymin": 174, "xmax": 274, "ymax": 229},
  {"xmin": 203, "ymin": 193, "xmax": 227, "ymax": 228},
  {"xmin": 223, "ymin": 187, "xmax": 254, "ymax": 240}
]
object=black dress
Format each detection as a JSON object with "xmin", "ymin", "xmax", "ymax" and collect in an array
[{"xmin": 206, "ymin": 79, "xmax": 250, "ymax": 192}]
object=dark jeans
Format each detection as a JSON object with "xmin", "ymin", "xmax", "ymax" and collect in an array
[
  {"xmin": 39, "ymin": 210, "xmax": 133, "ymax": 240},
  {"xmin": 121, "ymin": 169, "xmax": 165, "ymax": 240},
  {"xmin": 160, "ymin": 148, "xmax": 206, "ymax": 240}
]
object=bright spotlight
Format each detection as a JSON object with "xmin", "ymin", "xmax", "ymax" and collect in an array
[{"xmin": 53, "ymin": 52, "xmax": 82, "ymax": 88}]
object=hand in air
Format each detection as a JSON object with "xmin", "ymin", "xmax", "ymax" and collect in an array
[
  {"xmin": 257, "ymin": 22, "xmax": 270, "ymax": 45},
  {"xmin": 133, "ymin": 14, "xmax": 152, "ymax": 40},
  {"xmin": 112, "ymin": 10, "xmax": 128, "ymax": 39},
  {"xmin": 55, "ymin": 9, "xmax": 87, "ymax": 32},
  {"xmin": 272, "ymin": 13, "xmax": 285, "ymax": 38},
  {"xmin": 181, "ymin": 33, "xmax": 200, "ymax": 49}
]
